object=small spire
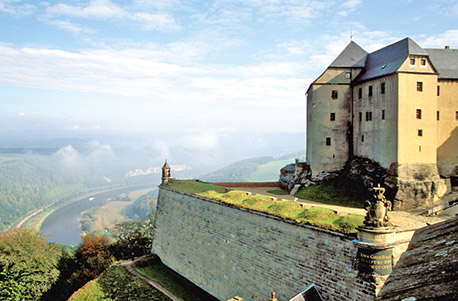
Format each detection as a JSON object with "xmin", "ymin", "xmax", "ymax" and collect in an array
[
  {"xmin": 350, "ymin": 30, "xmax": 353, "ymax": 41},
  {"xmin": 161, "ymin": 160, "xmax": 171, "ymax": 184}
]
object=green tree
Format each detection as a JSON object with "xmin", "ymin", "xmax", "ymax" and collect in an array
[
  {"xmin": 73, "ymin": 233, "xmax": 114, "ymax": 281},
  {"xmin": 0, "ymin": 228, "xmax": 60, "ymax": 300},
  {"xmin": 111, "ymin": 214, "xmax": 154, "ymax": 260}
]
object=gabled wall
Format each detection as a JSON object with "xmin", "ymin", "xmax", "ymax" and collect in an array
[{"xmin": 306, "ymin": 68, "xmax": 354, "ymax": 176}]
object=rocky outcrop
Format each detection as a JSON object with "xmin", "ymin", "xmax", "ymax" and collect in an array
[
  {"xmin": 280, "ymin": 156, "xmax": 447, "ymax": 210},
  {"xmin": 346, "ymin": 157, "xmax": 447, "ymax": 211},
  {"xmin": 279, "ymin": 161, "xmax": 338, "ymax": 194}
]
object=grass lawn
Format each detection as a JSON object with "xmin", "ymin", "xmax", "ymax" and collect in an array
[
  {"xmin": 165, "ymin": 180, "xmax": 364, "ymax": 234},
  {"xmin": 70, "ymin": 264, "xmax": 170, "ymax": 301},
  {"xmin": 133, "ymin": 255, "xmax": 217, "ymax": 301},
  {"xmin": 164, "ymin": 180, "xmax": 227, "ymax": 194},
  {"xmin": 70, "ymin": 280, "xmax": 109, "ymax": 301},
  {"xmin": 294, "ymin": 177, "xmax": 367, "ymax": 208},
  {"xmin": 197, "ymin": 189, "xmax": 364, "ymax": 234}
]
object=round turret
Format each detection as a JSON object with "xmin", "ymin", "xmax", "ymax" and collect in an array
[{"xmin": 161, "ymin": 160, "xmax": 171, "ymax": 184}]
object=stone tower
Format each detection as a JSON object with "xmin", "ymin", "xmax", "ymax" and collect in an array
[{"xmin": 161, "ymin": 160, "xmax": 171, "ymax": 184}]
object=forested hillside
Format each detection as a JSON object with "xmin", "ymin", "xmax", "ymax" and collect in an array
[
  {"xmin": 0, "ymin": 151, "xmax": 154, "ymax": 231},
  {"xmin": 0, "ymin": 157, "xmax": 86, "ymax": 230}
]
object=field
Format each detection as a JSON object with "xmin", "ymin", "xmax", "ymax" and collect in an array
[
  {"xmin": 82, "ymin": 188, "xmax": 155, "ymax": 234},
  {"xmin": 247, "ymin": 158, "xmax": 294, "ymax": 181}
]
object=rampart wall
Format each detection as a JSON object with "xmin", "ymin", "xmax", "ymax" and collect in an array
[{"xmin": 152, "ymin": 187, "xmax": 375, "ymax": 300}]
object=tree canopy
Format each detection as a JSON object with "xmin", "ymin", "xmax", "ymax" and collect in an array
[{"xmin": 0, "ymin": 228, "xmax": 61, "ymax": 300}]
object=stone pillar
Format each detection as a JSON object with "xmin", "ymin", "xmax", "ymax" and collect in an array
[
  {"xmin": 353, "ymin": 227, "xmax": 397, "ymax": 295},
  {"xmin": 353, "ymin": 184, "xmax": 397, "ymax": 295}
]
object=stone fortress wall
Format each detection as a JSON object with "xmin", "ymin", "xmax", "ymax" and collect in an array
[{"xmin": 152, "ymin": 187, "xmax": 380, "ymax": 300}]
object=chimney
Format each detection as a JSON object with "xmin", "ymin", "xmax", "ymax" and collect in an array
[{"xmin": 445, "ymin": 46, "xmax": 450, "ymax": 49}]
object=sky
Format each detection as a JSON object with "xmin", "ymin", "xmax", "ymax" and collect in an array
[{"xmin": 1, "ymin": 0, "xmax": 458, "ymax": 145}]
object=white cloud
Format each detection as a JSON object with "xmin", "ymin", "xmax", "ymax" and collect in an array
[
  {"xmin": 420, "ymin": 29, "xmax": 458, "ymax": 48},
  {"xmin": 133, "ymin": 12, "xmax": 180, "ymax": 31},
  {"xmin": 337, "ymin": 0, "xmax": 362, "ymax": 16},
  {"xmin": 44, "ymin": 0, "xmax": 180, "ymax": 32},
  {"xmin": 0, "ymin": 0, "xmax": 35, "ymax": 17},
  {"xmin": 46, "ymin": 0, "xmax": 125, "ymax": 19},
  {"xmin": 0, "ymin": 42, "xmax": 307, "ymax": 111},
  {"xmin": 45, "ymin": 19, "xmax": 89, "ymax": 34}
]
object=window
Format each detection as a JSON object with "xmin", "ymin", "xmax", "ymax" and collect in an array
[
  {"xmin": 368, "ymin": 85, "xmax": 373, "ymax": 97},
  {"xmin": 456, "ymin": 111, "xmax": 458, "ymax": 120},
  {"xmin": 421, "ymin": 59, "xmax": 426, "ymax": 66},
  {"xmin": 345, "ymin": 71, "xmax": 351, "ymax": 79},
  {"xmin": 366, "ymin": 111, "xmax": 372, "ymax": 121},
  {"xmin": 330, "ymin": 113, "xmax": 335, "ymax": 121},
  {"xmin": 437, "ymin": 85, "xmax": 440, "ymax": 96},
  {"xmin": 410, "ymin": 58, "xmax": 415, "ymax": 65},
  {"xmin": 358, "ymin": 88, "xmax": 362, "ymax": 99},
  {"xmin": 418, "ymin": 129, "xmax": 423, "ymax": 136},
  {"xmin": 382, "ymin": 110, "xmax": 385, "ymax": 120},
  {"xmin": 419, "ymin": 145, "xmax": 422, "ymax": 152},
  {"xmin": 437, "ymin": 111, "xmax": 440, "ymax": 121},
  {"xmin": 326, "ymin": 137, "xmax": 331, "ymax": 146},
  {"xmin": 381, "ymin": 82, "xmax": 386, "ymax": 94},
  {"xmin": 416, "ymin": 109, "xmax": 422, "ymax": 119},
  {"xmin": 417, "ymin": 82, "xmax": 423, "ymax": 91},
  {"xmin": 332, "ymin": 90, "xmax": 338, "ymax": 99},
  {"xmin": 361, "ymin": 135, "xmax": 364, "ymax": 142},
  {"xmin": 359, "ymin": 112, "xmax": 362, "ymax": 122}
]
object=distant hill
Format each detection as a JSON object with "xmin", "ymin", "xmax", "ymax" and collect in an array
[{"xmin": 200, "ymin": 152, "xmax": 302, "ymax": 182}]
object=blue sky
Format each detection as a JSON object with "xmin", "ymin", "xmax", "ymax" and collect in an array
[{"xmin": 1, "ymin": 0, "xmax": 457, "ymax": 143}]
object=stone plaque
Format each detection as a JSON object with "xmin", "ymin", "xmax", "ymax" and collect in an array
[{"xmin": 358, "ymin": 249, "xmax": 393, "ymax": 276}]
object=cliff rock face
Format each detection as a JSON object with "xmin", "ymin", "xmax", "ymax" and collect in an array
[
  {"xmin": 347, "ymin": 157, "xmax": 447, "ymax": 211},
  {"xmin": 280, "ymin": 157, "xmax": 447, "ymax": 210}
]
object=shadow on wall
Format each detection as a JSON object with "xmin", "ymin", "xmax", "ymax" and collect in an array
[{"xmin": 437, "ymin": 126, "xmax": 458, "ymax": 177}]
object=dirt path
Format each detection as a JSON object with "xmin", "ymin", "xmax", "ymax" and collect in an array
[
  {"xmin": 120, "ymin": 260, "xmax": 180, "ymax": 301},
  {"xmin": 227, "ymin": 186, "xmax": 446, "ymax": 231}
]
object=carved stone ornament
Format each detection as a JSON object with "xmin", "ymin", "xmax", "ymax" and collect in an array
[{"xmin": 364, "ymin": 184, "xmax": 392, "ymax": 228}]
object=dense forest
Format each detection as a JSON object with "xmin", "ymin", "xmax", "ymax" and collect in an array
[{"xmin": 0, "ymin": 158, "xmax": 86, "ymax": 230}]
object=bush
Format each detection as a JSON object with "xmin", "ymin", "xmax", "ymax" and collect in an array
[{"xmin": 110, "ymin": 214, "xmax": 154, "ymax": 260}]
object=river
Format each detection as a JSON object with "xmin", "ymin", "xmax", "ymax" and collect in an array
[{"xmin": 40, "ymin": 183, "xmax": 152, "ymax": 246}]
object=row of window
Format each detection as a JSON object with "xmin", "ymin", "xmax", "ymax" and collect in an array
[
  {"xmin": 357, "ymin": 81, "xmax": 428, "ymax": 99},
  {"xmin": 410, "ymin": 58, "xmax": 427, "ymax": 66},
  {"xmin": 325, "ymin": 127, "xmax": 425, "ymax": 146},
  {"xmin": 417, "ymin": 109, "xmax": 458, "ymax": 120},
  {"xmin": 357, "ymin": 111, "xmax": 384, "ymax": 121},
  {"xmin": 328, "ymin": 110, "xmax": 457, "ymax": 122}
]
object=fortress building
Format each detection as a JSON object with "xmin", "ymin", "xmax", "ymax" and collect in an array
[{"xmin": 306, "ymin": 37, "xmax": 457, "ymax": 209}]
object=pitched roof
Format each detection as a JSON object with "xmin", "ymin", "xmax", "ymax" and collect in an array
[
  {"xmin": 426, "ymin": 48, "xmax": 458, "ymax": 79},
  {"xmin": 355, "ymin": 37, "xmax": 429, "ymax": 83},
  {"xmin": 376, "ymin": 216, "xmax": 458, "ymax": 300},
  {"xmin": 329, "ymin": 41, "xmax": 367, "ymax": 68},
  {"xmin": 162, "ymin": 160, "xmax": 170, "ymax": 169}
]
